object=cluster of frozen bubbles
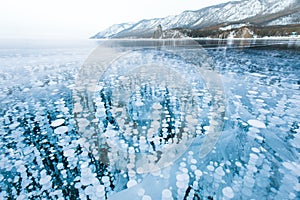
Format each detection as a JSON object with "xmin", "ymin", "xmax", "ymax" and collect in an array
[{"xmin": 73, "ymin": 40, "xmax": 225, "ymax": 198}]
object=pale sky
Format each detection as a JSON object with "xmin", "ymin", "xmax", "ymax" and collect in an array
[{"xmin": 0, "ymin": 0, "xmax": 230, "ymax": 39}]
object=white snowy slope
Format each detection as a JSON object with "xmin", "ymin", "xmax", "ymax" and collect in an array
[
  {"xmin": 92, "ymin": 22, "xmax": 134, "ymax": 38},
  {"xmin": 92, "ymin": 0, "xmax": 299, "ymax": 38},
  {"xmin": 267, "ymin": 11, "xmax": 300, "ymax": 25}
]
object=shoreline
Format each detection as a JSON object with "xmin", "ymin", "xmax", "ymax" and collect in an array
[{"xmin": 92, "ymin": 37, "xmax": 300, "ymax": 41}]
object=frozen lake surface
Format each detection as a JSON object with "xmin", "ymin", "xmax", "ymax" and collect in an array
[{"xmin": 0, "ymin": 39, "xmax": 299, "ymax": 199}]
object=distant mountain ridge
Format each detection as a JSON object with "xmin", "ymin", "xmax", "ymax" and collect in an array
[{"xmin": 92, "ymin": 0, "xmax": 300, "ymax": 39}]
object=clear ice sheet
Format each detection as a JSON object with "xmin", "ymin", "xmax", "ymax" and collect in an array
[{"xmin": 0, "ymin": 43, "xmax": 299, "ymax": 199}]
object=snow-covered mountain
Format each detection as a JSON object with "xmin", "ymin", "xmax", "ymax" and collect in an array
[
  {"xmin": 92, "ymin": 23, "xmax": 134, "ymax": 38},
  {"xmin": 92, "ymin": 0, "xmax": 300, "ymax": 38}
]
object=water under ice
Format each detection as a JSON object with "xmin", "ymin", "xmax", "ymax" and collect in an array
[{"xmin": 0, "ymin": 40, "xmax": 299, "ymax": 199}]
